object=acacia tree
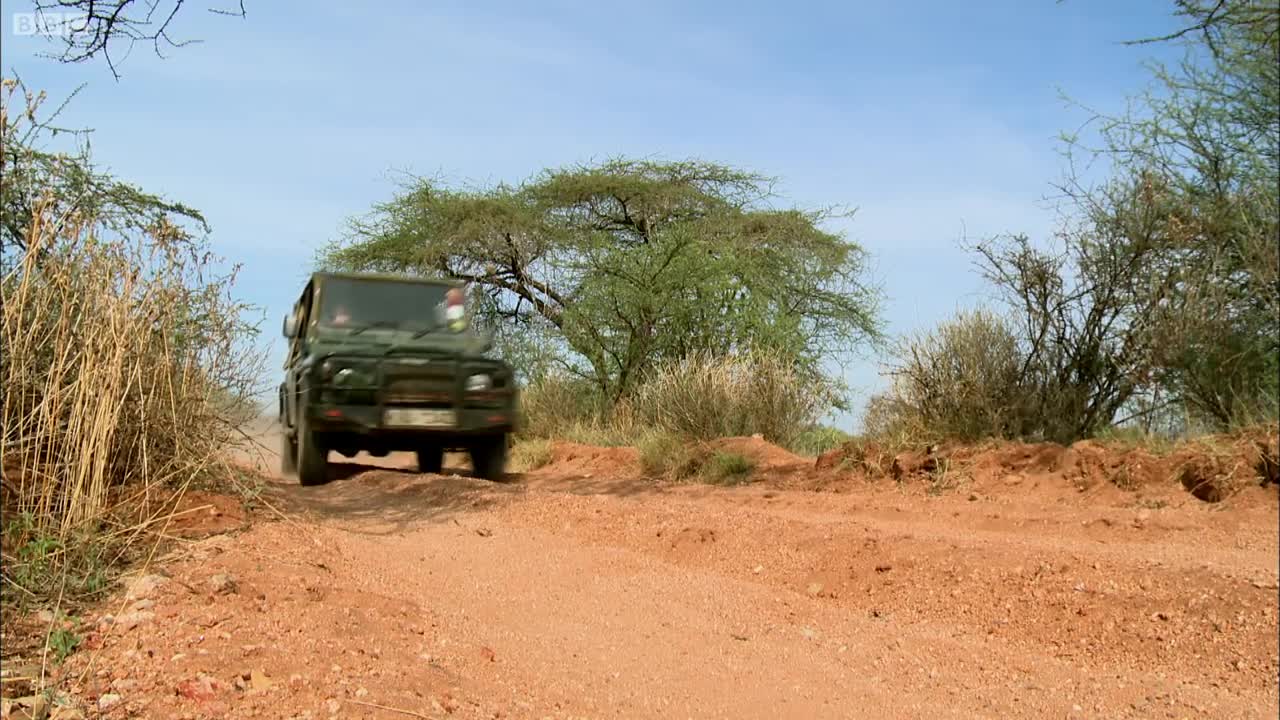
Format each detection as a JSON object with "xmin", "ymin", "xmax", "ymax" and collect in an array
[
  {"xmin": 0, "ymin": 78, "xmax": 208, "ymax": 258},
  {"xmin": 321, "ymin": 158, "xmax": 883, "ymax": 403}
]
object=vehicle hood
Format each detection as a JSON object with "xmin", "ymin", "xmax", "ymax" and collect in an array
[{"xmin": 309, "ymin": 327, "xmax": 494, "ymax": 359}]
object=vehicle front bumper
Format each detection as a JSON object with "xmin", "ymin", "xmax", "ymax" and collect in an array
[{"xmin": 307, "ymin": 404, "xmax": 514, "ymax": 436}]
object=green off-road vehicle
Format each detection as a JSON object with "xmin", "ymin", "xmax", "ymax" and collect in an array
[{"xmin": 278, "ymin": 272, "xmax": 518, "ymax": 486}]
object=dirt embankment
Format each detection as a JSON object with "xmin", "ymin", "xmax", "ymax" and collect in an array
[
  {"xmin": 814, "ymin": 428, "xmax": 1278, "ymax": 501},
  {"xmin": 3, "ymin": 430, "xmax": 1277, "ymax": 719}
]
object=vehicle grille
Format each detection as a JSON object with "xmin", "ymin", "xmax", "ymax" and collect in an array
[{"xmin": 383, "ymin": 360, "xmax": 456, "ymax": 406}]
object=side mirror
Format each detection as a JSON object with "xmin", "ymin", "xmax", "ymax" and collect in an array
[{"xmin": 282, "ymin": 314, "xmax": 298, "ymax": 338}]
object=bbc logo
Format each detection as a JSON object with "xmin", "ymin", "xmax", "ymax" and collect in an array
[{"xmin": 12, "ymin": 12, "xmax": 90, "ymax": 37}]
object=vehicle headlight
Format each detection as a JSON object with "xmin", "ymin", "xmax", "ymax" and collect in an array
[
  {"xmin": 465, "ymin": 373, "xmax": 492, "ymax": 392},
  {"xmin": 321, "ymin": 359, "xmax": 375, "ymax": 386}
]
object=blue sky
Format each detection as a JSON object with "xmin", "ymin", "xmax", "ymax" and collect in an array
[{"xmin": 1, "ymin": 0, "xmax": 1185, "ymax": 429}]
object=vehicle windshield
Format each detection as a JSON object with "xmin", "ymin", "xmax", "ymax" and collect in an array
[{"xmin": 317, "ymin": 277, "xmax": 450, "ymax": 332}]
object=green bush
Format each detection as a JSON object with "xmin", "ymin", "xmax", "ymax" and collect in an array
[
  {"xmin": 702, "ymin": 452, "xmax": 756, "ymax": 485},
  {"xmin": 637, "ymin": 431, "xmax": 699, "ymax": 479},
  {"xmin": 636, "ymin": 433, "xmax": 756, "ymax": 485}
]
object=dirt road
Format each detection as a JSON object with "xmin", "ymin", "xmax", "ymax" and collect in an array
[{"xmin": 43, "ymin": 432, "xmax": 1280, "ymax": 719}]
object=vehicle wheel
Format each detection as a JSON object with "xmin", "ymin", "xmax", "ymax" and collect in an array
[
  {"xmin": 416, "ymin": 445, "xmax": 444, "ymax": 474},
  {"xmin": 296, "ymin": 416, "xmax": 329, "ymax": 487},
  {"xmin": 280, "ymin": 431, "xmax": 298, "ymax": 475},
  {"xmin": 469, "ymin": 435, "xmax": 508, "ymax": 482}
]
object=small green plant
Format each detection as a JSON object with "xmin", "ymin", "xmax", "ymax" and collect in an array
[
  {"xmin": 4, "ymin": 516, "xmax": 62, "ymax": 602},
  {"xmin": 701, "ymin": 452, "xmax": 756, "ymax": 485},
  {"xmin": 637, "ymin": 434, "xmax": 756, "ymax": 485},
  {"xmin": 2, "ymin": 513, "xmax": 114, "ymax": 610},
  {"xmin": 46, "ymin": 626, "xmax": 81, "ymax": 663}
]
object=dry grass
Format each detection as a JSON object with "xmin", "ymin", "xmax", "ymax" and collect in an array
[
  {"xmin": 835, "ymin": 438, "xmax": 897, "ymax": 478},
  {"xmin": 1173, "ymin": 425, "xmax": 1280, "ymax": 502},
  {"xmin": 1249, "ymin": 425, "xmax": 1280, "ymax": 486},
  {"xmin": 867, "ymin": 309, "xmax": 1031, "ymax": 444},
  {"xmin": 557, "ymin": 412, "xmax": 645, "ymax": 448},
  {"xmin": 516, "ymin": 375, "xmax": 606, "ymax": 441},
  {"xmin": 519, "ymin": 351, "xmax": 837, "ymax": 453},
  {"xmin": 629, "ymin": 351, "xmax": 838, "ymax": 448},
  {"xmin": 510, "ymin": 439, "xmax": 554, "ymax": 472},
  {"xmin": 790, "ymin": 426, "xmax": 851, "ymax": 458},
  {"xmin": 925, "ymin": 457, "xmax": 964, "ymax": 496},
  {"xmin": 1, "ymin": 203, "xmax": 261, "ymax": 612},
  {"xmin": 1092, "ymin": 425, "xmax": 1179, "ymax": 457}
]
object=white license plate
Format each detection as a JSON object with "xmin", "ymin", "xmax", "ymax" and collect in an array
[{"xmin": 383, "ymin": 408, "xmax": 457, "ymax": 428}]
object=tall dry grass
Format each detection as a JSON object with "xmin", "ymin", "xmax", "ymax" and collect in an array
[
  {"xmin": 1, "ymin": 203, "xmax": 261, "ymax": 604},
  {"xmin": 517, "ymin": 350, "xmax": 840, "ymax": 451},
  {"xmin": 516, "ymin": 374, "xmax": 612, "ymax": 440},
  {"xmin": 628, "ymin": 350, "xmax": 838, "ymax": 448}
]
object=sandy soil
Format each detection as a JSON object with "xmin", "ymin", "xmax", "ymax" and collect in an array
[{"xmin": 6, "ymin": 426, "xmax": 1278, "ymax": 720}]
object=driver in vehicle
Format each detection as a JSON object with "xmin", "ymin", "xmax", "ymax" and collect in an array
[
  {"xmin": 444, "ymin": 288, "xmax": 466, "ymax": 331},
  {"xmin": 330, "ymin": 305, "xmax": 352, "ymax": 326}
]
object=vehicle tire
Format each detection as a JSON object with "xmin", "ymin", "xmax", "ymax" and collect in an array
[
  {"xmin": 469, "ymin": 435, "xmax": 508, "ymax": 482},
  {"xmin": 416, "ymin": 445, "xmax": 444, "ymax": 474},
  {"xmin": 296, "ymin": 415, "xmax": 329, "ymax": 487},
  {"xmin": 280, "ymin": 431, "xmax": 298, "ymax": 475}
]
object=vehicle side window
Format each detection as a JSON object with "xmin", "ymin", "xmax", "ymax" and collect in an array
[
  {"xmin": 285, "ymin": 284, "xmax": 314, "ymax": 365},
  {"xmin": 285, "ymin": 301, "xmax": 301, "ymax": 365},
  {"xmin": 297, "ymin": 292, "xmax": 312, "ymax": 340}
]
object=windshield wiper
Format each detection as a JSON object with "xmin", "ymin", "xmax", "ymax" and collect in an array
[{"xmin": 349, "ymin": 320, "xmax": 401, "ymax": 336}]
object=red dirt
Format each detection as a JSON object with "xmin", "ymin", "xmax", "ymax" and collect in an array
[
  {"xmin": 543, "ymin": 441, "xmax": 641, "ymax": 479},
  {"xmin": 705, "ymin": 436, "xmax": 809, "ymax": 470},
  {"xmin": 818, "ymin": 432, "xmax": 1278, "ymax": 503},
  {"xmin": 161, "ymin": 490, "xmax": 249, "ymax": 539},
  {"xmin": 4, "ymin": 427, "xmax": 1278, "ymax": 719}
]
